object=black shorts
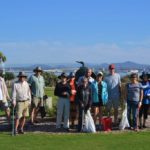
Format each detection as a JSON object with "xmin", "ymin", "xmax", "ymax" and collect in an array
[
  {"xmin": 92, "ymin": 100, "xmax": 103, "ymax": 107},
  {"xmin": 139, "ymin": 104, "xmax": 150, "ymax": 119}
]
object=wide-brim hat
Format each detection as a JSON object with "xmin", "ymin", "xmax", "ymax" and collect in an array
[
  {"xmin": 58, "ymin": 72, "xmax": 68, "ymax": 79},
  {"xmin": 17, "ymin": 71, "xmax": 27, "ymax": 78},
  {"xmin": 33, "ymin": 66, "xmax": 43, "ymax": 72},
  {"xmin": 140, "ymin": 72, "xmax": 150, "ymax": 80},
  {"xmin": 130, "ymin": 73, "xmax": 138, "ymax": 79}
]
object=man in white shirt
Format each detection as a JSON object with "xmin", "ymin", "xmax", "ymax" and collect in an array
[{"xmin": 12, "ymin": 72, "xmax": 31, "ymax": 135}]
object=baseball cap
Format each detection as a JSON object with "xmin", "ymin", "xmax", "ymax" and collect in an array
[{"xmin": 109, "ymin": 64, "xmax": 115, "ymax": 70}]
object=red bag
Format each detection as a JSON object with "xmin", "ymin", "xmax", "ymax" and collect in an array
[{"xmin": 101, "ymin": 117, "xmax": 112, "ymax": 131}]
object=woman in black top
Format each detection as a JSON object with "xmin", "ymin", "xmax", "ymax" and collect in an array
[{"xmin": 54, "ymin": 72, "xmax": 71, "ymax": 131}]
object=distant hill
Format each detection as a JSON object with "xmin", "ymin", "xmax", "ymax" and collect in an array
[
  {"xmin": 110, "ymin": 61, "xmax": 150, "ymax": 70},
  {"xmin": 5, "ymin": 61, "xmax": 150, "ymax": 71}
]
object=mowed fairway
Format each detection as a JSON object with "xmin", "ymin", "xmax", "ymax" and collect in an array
[{"xmin": 0, "ymin": 132, "xmax": 150, "ymax": 150}]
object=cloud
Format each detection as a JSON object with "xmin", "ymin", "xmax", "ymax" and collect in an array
[{"xmin": 0, "ymin": 40, "xmax": 150, "ymax": 65}]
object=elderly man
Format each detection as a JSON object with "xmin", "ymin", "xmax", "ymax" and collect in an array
[
  {"xmin": 0, "ymin": 70, "xmax": 11, "ymax": 123},
  {"xmin": 78, "ymin": 68, "xmax": 95, "ymax": 85},
  {"xmin": 105, "ymin": 64, "xmax": 121, "ymax": 125},
  {"xmin": 28, "ymin": 66, "xmax": 45, "ymax": 124},
  {"xmin": 12, "ymin": 72, "xmax": 31, "ymax": 135}
]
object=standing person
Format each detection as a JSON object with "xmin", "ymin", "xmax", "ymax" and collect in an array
[
  {"xmin": 68, "ymin": 72, "xmax": 77, "ymax": 128},
  {"xmin": 54, "ymin": 72, "xmax": 71, "ymax": 131},
  {"xmin": 139, "ymin": 72, "xmax": 150, "ymax": 129},
  {"xmin": 91, "ymin": 72, "xmax": 108, "ymax": 128},
  {"xmin": 105, "ymin": 64, "xmax": 121, "ymax": 125},
  {"xmin": 28, "ymin": 66, "xmax": 45, "ymax": 124},
  {"xmin": 77, "ymin": 77, "xmax": 92, "ymax": 132},
  {"xmin": 12, "ymin": 72, "xmax": 31, "ymax": 135},
  {"xmin": 78, "ymin": 68, "xmax": 95, "ymax": 85},
  {"xmin": 125, "ymin": 73, "xmax": 143, "ymax": 131},
  {"xmin": 0, "ymin": 70, "xmax": 11, "ymax": 123}
]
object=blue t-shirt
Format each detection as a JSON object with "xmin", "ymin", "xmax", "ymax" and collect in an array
[
  {"xmin": 141, "ymin": 81, "xmax": 150, "ymax": 105},
  {"xmin": 105, "ymin": 73, "xmax": 121, "ymax": 100},
  {"xmin": 126, "ymin": 82, "xmax": 143, "ymax": 102}
]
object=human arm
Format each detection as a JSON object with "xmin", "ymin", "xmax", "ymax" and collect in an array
[
  {"xmin": 138, "ymin": 87, "xmax": 143, "ymax": 109},
  {"xmin": 27, "ymin": 84, "xmax": 32, "ymax": 105},
  {"xmin": 3, "ymin": 78, "xmax": 10, "ymax": 100}
]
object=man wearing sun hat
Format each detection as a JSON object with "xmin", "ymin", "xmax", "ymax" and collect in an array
[
  {"xmin": 28, "ymin": 66, "xmax": 45, "ymax": 124},
  {"xmin": 105, "ymin": 64, "xmax": 121, "ymax": 125},
  {"xmin": 12, "ymin": 71, "xmax": 31, "ymax": 135}
]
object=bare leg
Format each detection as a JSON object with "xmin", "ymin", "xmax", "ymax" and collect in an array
[
  {"xmin": 34, "ymin": 107, "xmax": 39, "ymax": 122},
  {"xmin": 93, "ymin": 107, "xmax": 99, "ymax": 124},
  {"xmin": 20, "ymin": 117, "xmax": 26, "ymax": 131},
  {"xmin": 5, "ymin": 108, "xmax": 11, "ymax": 124},
  {"xmin": 15, "ymin": 118, "xmax": 20, "ymax": 132},
  {"xmin": 31, "ymin": 108, "xmax": 35, "ymax": 123}
]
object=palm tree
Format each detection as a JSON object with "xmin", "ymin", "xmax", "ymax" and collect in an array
[{"xmin": 0, "ymin": 51, "xmax": 7, "ymax": 63}]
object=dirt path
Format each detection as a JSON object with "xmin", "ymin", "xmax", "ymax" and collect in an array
[{"xmin": 0, "ymin": 115, "xmax": 150, "ymax": 133}]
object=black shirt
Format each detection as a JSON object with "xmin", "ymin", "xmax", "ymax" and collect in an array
[{"xmin": 54, "ymin": 82, "xmax": 71, "ymax": 98}]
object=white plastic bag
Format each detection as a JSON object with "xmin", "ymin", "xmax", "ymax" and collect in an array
[
  {"xmin": 119, "ymin": 103, "xmax": 130, "ymax": 130},
  {"xmin": 82, "ymin": 110, "xmax": 96, "ymax": 133}
]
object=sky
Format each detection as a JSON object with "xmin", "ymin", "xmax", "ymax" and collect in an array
[{"xmin": 0, "ymin": 0, "xmax": 150, "ymax": 65}]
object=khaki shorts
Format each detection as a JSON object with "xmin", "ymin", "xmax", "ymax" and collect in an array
[
  {"xmin": 16, "ymin": 101, "xmax": 29, "ymax": 119},
  {"xmin": 32, "ymin": 97, "xmax": 42, "ymax": 108}
]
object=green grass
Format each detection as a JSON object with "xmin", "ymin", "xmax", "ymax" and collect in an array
[
  {"xmin": 0, "ymin": 132, "xmax": 150, "ymax": 150},
  {"xmin": 44, "ymin": 87, "xmax": 58, "ymax": 105},
  {"xmin": 0, "ymin": 110, "xmax": 5, "ymax": 116}
]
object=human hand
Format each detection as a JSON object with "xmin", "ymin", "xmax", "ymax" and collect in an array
[
  {"xmin": 12, "ymin": 101, "xmax": 16, "ymax": 107},
  {"xmin": 138, "ymin": 101, "xmax": 142, "ymax": 109},
  {"xmin": 71, "ymin": 90, "xmax": 76, "ymax": 95},
  {"xmin": 62, "ymin": 92, "xmax": 67, "ymax": 95}
]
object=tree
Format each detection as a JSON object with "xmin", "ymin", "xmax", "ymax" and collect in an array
[
  {"xmin": 43, "ymin": 72, "xmax": 58, "ymax": 87},
  {"xmin": 4, "ymin": 72, "xmax": 15, "ymax": 81},
  {"xmin": 0, "ymin": 51, "xmax": 7, "ymax": 63}
]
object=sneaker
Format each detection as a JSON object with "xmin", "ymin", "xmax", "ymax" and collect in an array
[{"xmin": 19, "ymin": 129, "xmax": 25, "ymax": 134}]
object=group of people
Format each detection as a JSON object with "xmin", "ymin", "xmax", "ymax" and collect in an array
[
  {"xmin": 54, "ymin": 64, "xmax": 150, "ymax": 132},
  {"xmin": 0, "ymin": 66, "xmax": 45, "ymax": 135},
  {"xmin": 0, "ymin": 64, "xmax": 150, "ymax": 135}
]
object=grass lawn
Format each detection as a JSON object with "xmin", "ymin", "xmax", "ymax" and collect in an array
[
  {"xmin": 0, "ymin": 131, "xmax": 150, "ymax": 150},
  {"xmin": 44, "ymin": 87, "xmax": 58, "ymax": 105}
]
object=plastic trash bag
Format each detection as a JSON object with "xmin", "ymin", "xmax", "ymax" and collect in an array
[
  {"xmin": 119, "ymin": 103, "xmax": 130, "ymax": 130},
  {"xmin": 82, "ymin": 110, "xmax": 96, "ymax": 133}
]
